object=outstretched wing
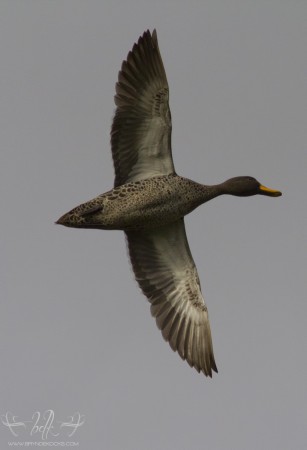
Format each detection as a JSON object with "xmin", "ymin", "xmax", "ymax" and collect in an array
[
  {"xmin": 111, "ymin": 30, "xmax": 175, "ymax": 187},
  {"xmin": 126, "ymin": 219, "xmax": 217, "ymax": 376}
]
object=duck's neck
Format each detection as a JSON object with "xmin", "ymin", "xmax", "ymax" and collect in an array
[{"xmin": 199, "ymin": 183, "xmax": 225, "ymax": 203}]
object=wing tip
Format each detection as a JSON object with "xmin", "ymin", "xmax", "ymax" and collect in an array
[
  {"xmin": 141, "ymin": 28, "xmax": 158, "ymax": 41},
  {"xmin": 159, "ymin": 312, "xmax": 218, "ymax": 377}
]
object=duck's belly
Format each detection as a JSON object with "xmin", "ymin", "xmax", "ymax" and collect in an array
[{"xmin": 94, "ymin": 175, "xmax": 204, "ymax": 230}]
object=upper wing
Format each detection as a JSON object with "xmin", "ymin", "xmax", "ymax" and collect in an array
[
  {"xmin": 125, "ymin": 219, "xmax": 217, "ymax": 376},
  {"xmin": 111, "ymin": 30, "xmax": 175, "ymax": 187}
]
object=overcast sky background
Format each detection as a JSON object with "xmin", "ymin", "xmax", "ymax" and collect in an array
[{"xmin": 1, "ymin": 1, "xmax": 306, "ymax": 449}]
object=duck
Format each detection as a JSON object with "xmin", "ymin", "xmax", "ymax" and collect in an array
[{"xmin": 56, "ymin": 30, "xmax": 281, "ymax": 377}]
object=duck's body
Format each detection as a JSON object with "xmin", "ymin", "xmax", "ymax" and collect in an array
[
  {"xmin": 58, "ymin": 174, "xmax": 222, "ymax": 231},
  {"xmin": 57, "ymin": 30, "xmax": 281, "ymax": 376}
]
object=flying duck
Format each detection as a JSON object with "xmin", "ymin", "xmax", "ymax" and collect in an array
[{"xmin": 57, "ymin": 30, "xmax": 281, "ymax": 376}]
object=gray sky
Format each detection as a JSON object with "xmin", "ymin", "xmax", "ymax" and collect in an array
[{"xmin": 1, "ymin": 1, "xmax": 306, "ymax": 449}]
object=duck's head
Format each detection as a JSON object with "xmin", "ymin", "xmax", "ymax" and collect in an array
[{"xmin": 222, "ymin": 176, "xmax": 282, "ymax": 197}]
